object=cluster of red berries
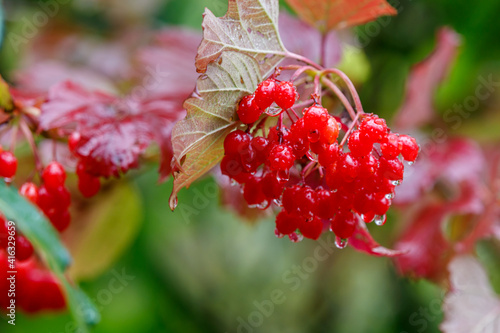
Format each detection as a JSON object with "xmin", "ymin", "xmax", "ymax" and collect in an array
[
  {"xmin": 237, "ymin": 78, "xmax": 298, "ymax": 124},
  {"xmin": 69, "ymin": 132, "xmax": 101, "ymax": 197},
  {"xmin": 0, "ymin": 215, "xmax": 34, "ymax": 262},
  {"xmin": 222, "ymin": 80, "xmax": 419, "ymax": 243},
  {"xmin": 1, "ymin": 250, "xmax": 66, "ymax": 313},
  {"xmin": 0, "ymin": 147, "xmax": 18, "ymax": 179},
  {"xmin": 19, "ymin": 162, "xmax": 72, "ymax": 233}
]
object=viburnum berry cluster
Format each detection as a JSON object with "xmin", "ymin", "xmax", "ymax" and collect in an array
[
  {"xmin": 0, "ymin": 245, "xmax": 65, "ymax": 313},
  {"xmin": 69, "ymin": 132, "xmax": 102, "ymax": 198},
  {"xmin": 221, "ymin": 78, "xmax": 419, "ymax": 245},
  {"xmin": 19, "ymin": 162, "xmax": 72, "ymax": 233},
  {"xmin": 0, "ymin": 161, "xmax": 70, "ymax": 314}
]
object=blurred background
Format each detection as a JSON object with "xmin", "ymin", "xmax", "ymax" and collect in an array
[{"xmin": 1, "ymin": 0, "xmax": 500, "ymax": 332}]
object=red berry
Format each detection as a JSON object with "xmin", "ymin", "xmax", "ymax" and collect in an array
[
  {"xmin": 399, "ymin": 134, "xmax": 419, "ymax": 162},
  {"xmin": 0, "ymin": 151, "xmax": 17, "ymax": 178},
  {"xmin": 380, "ymin": 133, "xmax": 401, "ymax": 159},
  {"xmin": 268, "ymin": 144, "xmax": 295, "ymax": 171},
  {"xmin": 303, "ymin": 105, "xmax": 329, "ymax": 142},
  {"xmin": 357, "ymin": 154, "xmax": 378, "ymax": 178},
  {"xmin": 224, "ymin": 130, "xmax": 250, "ymax": 156},
  {"xmin": 275, "ymin": 210, "xmax": 300, "ymax": 235},
  {"xmin": 359, "ymin": 115, "xmax": 387, "ymax": 142},
  {"xmin": 47, "ymin": 210, "xmax": 71, "ymax": 232},
  {"xmin": 262, "ymin": 173, "xmax": 284, "ymax": 199},
  {"xmin": 347, "ymin": 130, "xmax": 373, "ymax": 157},
  {"xmin": 78, "ymin": 174, "xmax": 101, "ymax": 198},
  {"xmin": 330, "ymin": 210, "xmax": 357, "ymax": 239},
  {"xmin": 46, "ymin": 185, "xmax": 71, "ymax": 209},
  {"xmin": 339, "ymin": 153, "xmax": 360, "ymax": 181},
  {"xmin": 243, "ymin": 177, "xmax": 267, "ymax": 206},
  {"xmin": 318, "ymin": 144, "xmax": 340, "ymax": 167},
  {"xmin": 37, "ymin": 185, "xmax": 57, "ymax": 212},
  {"xmin": 250, "ymin": 136, "xmax": 270, "ymax": 164},
  {"xmin": 237, "ymin": 94, "xmax": 263, "ymax": 124},
  {"xmin": 15, "ymin": 235, "xmax": 34, "ymax": 261},
  {"xmin": 288, "ymin": 119, "xmax": 309, "ymax": 157},
  {"xmin": 68, "ymin": 132, "xmax": 81, "ymax": 152},
  {"xmin": 282, "ymin": 185, "xmax": 301, "ymax": 214},
  {"xmin": 379, "ymin": 157, "xmax": 404, "ymax": 181},
  {"xmin": 42, "ymin": 162, "xmax": 67, "ymax": 190},
  {"xmin": 371, "ymin": 194, "xmax": 391, "ymax": 216},
  {"xmin": 274, "ymin": 81, "xmax": 298, "ymax": 109},
  {"xmin": 299, "ymin": 216, "xmax": 323, "ymax": 240},
  {"xmin": 19, "ymin": 182, "xmax": 39, "ymax": 204},
  {"xmin": 254, "ymin": 78, "xmax": 276, "ymax": 109},
  {"xmin": 320, "ymin": 117, "xmax": 339, "ymax": 145},
  {"xmin": 296, "ymin": 186, "xmax": 317, "ymax": 217},
  {"xmin": 316, "ymin": 189, "xmax": 336, "ymax": 219}
]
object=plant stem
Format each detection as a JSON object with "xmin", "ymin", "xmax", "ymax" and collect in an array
[
  {"xmin": 320, "ymin": 32, "xmax": 327, "ymax": 67},
  {"xmin": 322, "ymin": 68, "xmax": 364, "ymax": 114},
  {"xmin": 320, "ymin": 77, "xmax": 357, "ymax": 120},
  {"xmin": 340, "ymin": 112, "xmax": 361, "ymax": 147},
  {"xmin": 19, "ymin": 118, "xmax": 43, "ymax": 173},
  {"xmin": 284, "ymin": 51, "xmax": 323, "ymax": 70}
]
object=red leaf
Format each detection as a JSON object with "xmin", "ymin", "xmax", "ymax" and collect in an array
[
  {"xmin": 394, "ymin": 181, "xmax": 482, "ymax": 281},
  {"xmin": 395, "ymin": 138, "xmax": 485, "ymax": 204},
  {"xmin": 278, "ymin": 12, "xmax": 342, "ymax": 69},
  {"xmin": 136, "ymin": 28, "xmax": 201, "ymax": 101},
  {"xmin": 40, "ymin": 81, "xmax": 180, "ymax": 178},
  {"xmin": 394, "ymin": 28, "xmax": 461, "ymax": 129},
  {"xmin": 349, "ymin": 218, "xmax": 405, "ymax": 257},
  {"xmin": 284, "ymin": 0, "xmax": 398, "ymax": 32}
]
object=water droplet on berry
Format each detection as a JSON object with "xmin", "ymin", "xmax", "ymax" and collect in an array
[
  {"xmin": 273, "ymin": 198, "xmax": 283, "ymax": 207},
  {"xmin": 289, "ymin": 232, "xmax": 303, "ymax": 243},
  {"xmin": 407, "ymin": 161, "xmax": 414, "ymax": 166},
  {"xmin": 391, "ymin": 180, "xmax": 402, "ymax": 186},
  {"xmin": 385, "ymin": 193, "xmax": 394, "ymax": 199},
  {"xmin": 374, "ymin": 215, "xmax": 387, "ymax": 226},
  {"xmin": 335, "ymin": 236, "xmax": 348, "ymax": 249},
  {"xmin": 275, "ymin": 228, "xmax": 285, "ymax": 238}
]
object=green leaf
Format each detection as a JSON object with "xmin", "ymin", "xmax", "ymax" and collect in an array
[
  {"xmin": 195, "ymin": 0, "xmax": 286, "ymax": 77},
  {"xmin": 0, "ymin": 181, "xmax": 99, "ymax": 331},
  {"xmin": 169, "ymin": 51, "xmax": 261, "ymax": 209},
  {"xmin": 69, "ymin": 183, "xmax": 142, "ymax": 280}
]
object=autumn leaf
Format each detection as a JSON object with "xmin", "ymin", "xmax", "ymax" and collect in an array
[
  {"xmin": 40, "ymin": 81, "xmax": 180, "ymax": 178},
  {"xmin": 349, "ymin": 218, "xmax": 405, "ymax": 257},
  {"xmin": 169, "ymin": 51, "xmax": 262, "ymax": 209},
  {"xmin": 394, "ymin": 28, "xmax": 461, "ymax": 129},
  {"xmin": 170, "ymin": 0, "xmax": 289, "ymax": 209},
  {"xmin": 441, "ymin": 256, "xmax": 500, "ymax": 333},
  {"xmin": 284, "ymin": 0, "xmax": 397, "ymax": 33},
  {"xmin": 195, "ymin": 0, "xmax": 286, "ymax": 76}
]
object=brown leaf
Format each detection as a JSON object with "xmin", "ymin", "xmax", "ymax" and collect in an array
[
  {"xmin": 169, "ymin": 52, "xmax": 262, "ymax": 209},
  {"xmin": 284, "ymin": 0, "xmax": 397, "ymax": 33},
  {"xmin": 195, "ymin": 0, "xmax": 286, "ymax": 76},
  {"xmin": 394, "ymin": 28, "xmax": 461, "ymax": 129}
]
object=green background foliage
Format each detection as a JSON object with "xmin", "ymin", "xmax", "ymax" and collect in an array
[{"xmin": 1, "ymin": 0, "xmax": 500, "ymax": 332}]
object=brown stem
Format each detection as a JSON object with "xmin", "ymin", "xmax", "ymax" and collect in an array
[{"xmin": 320, "ymin": 77, "xmax": 357, "ymax": 120}]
